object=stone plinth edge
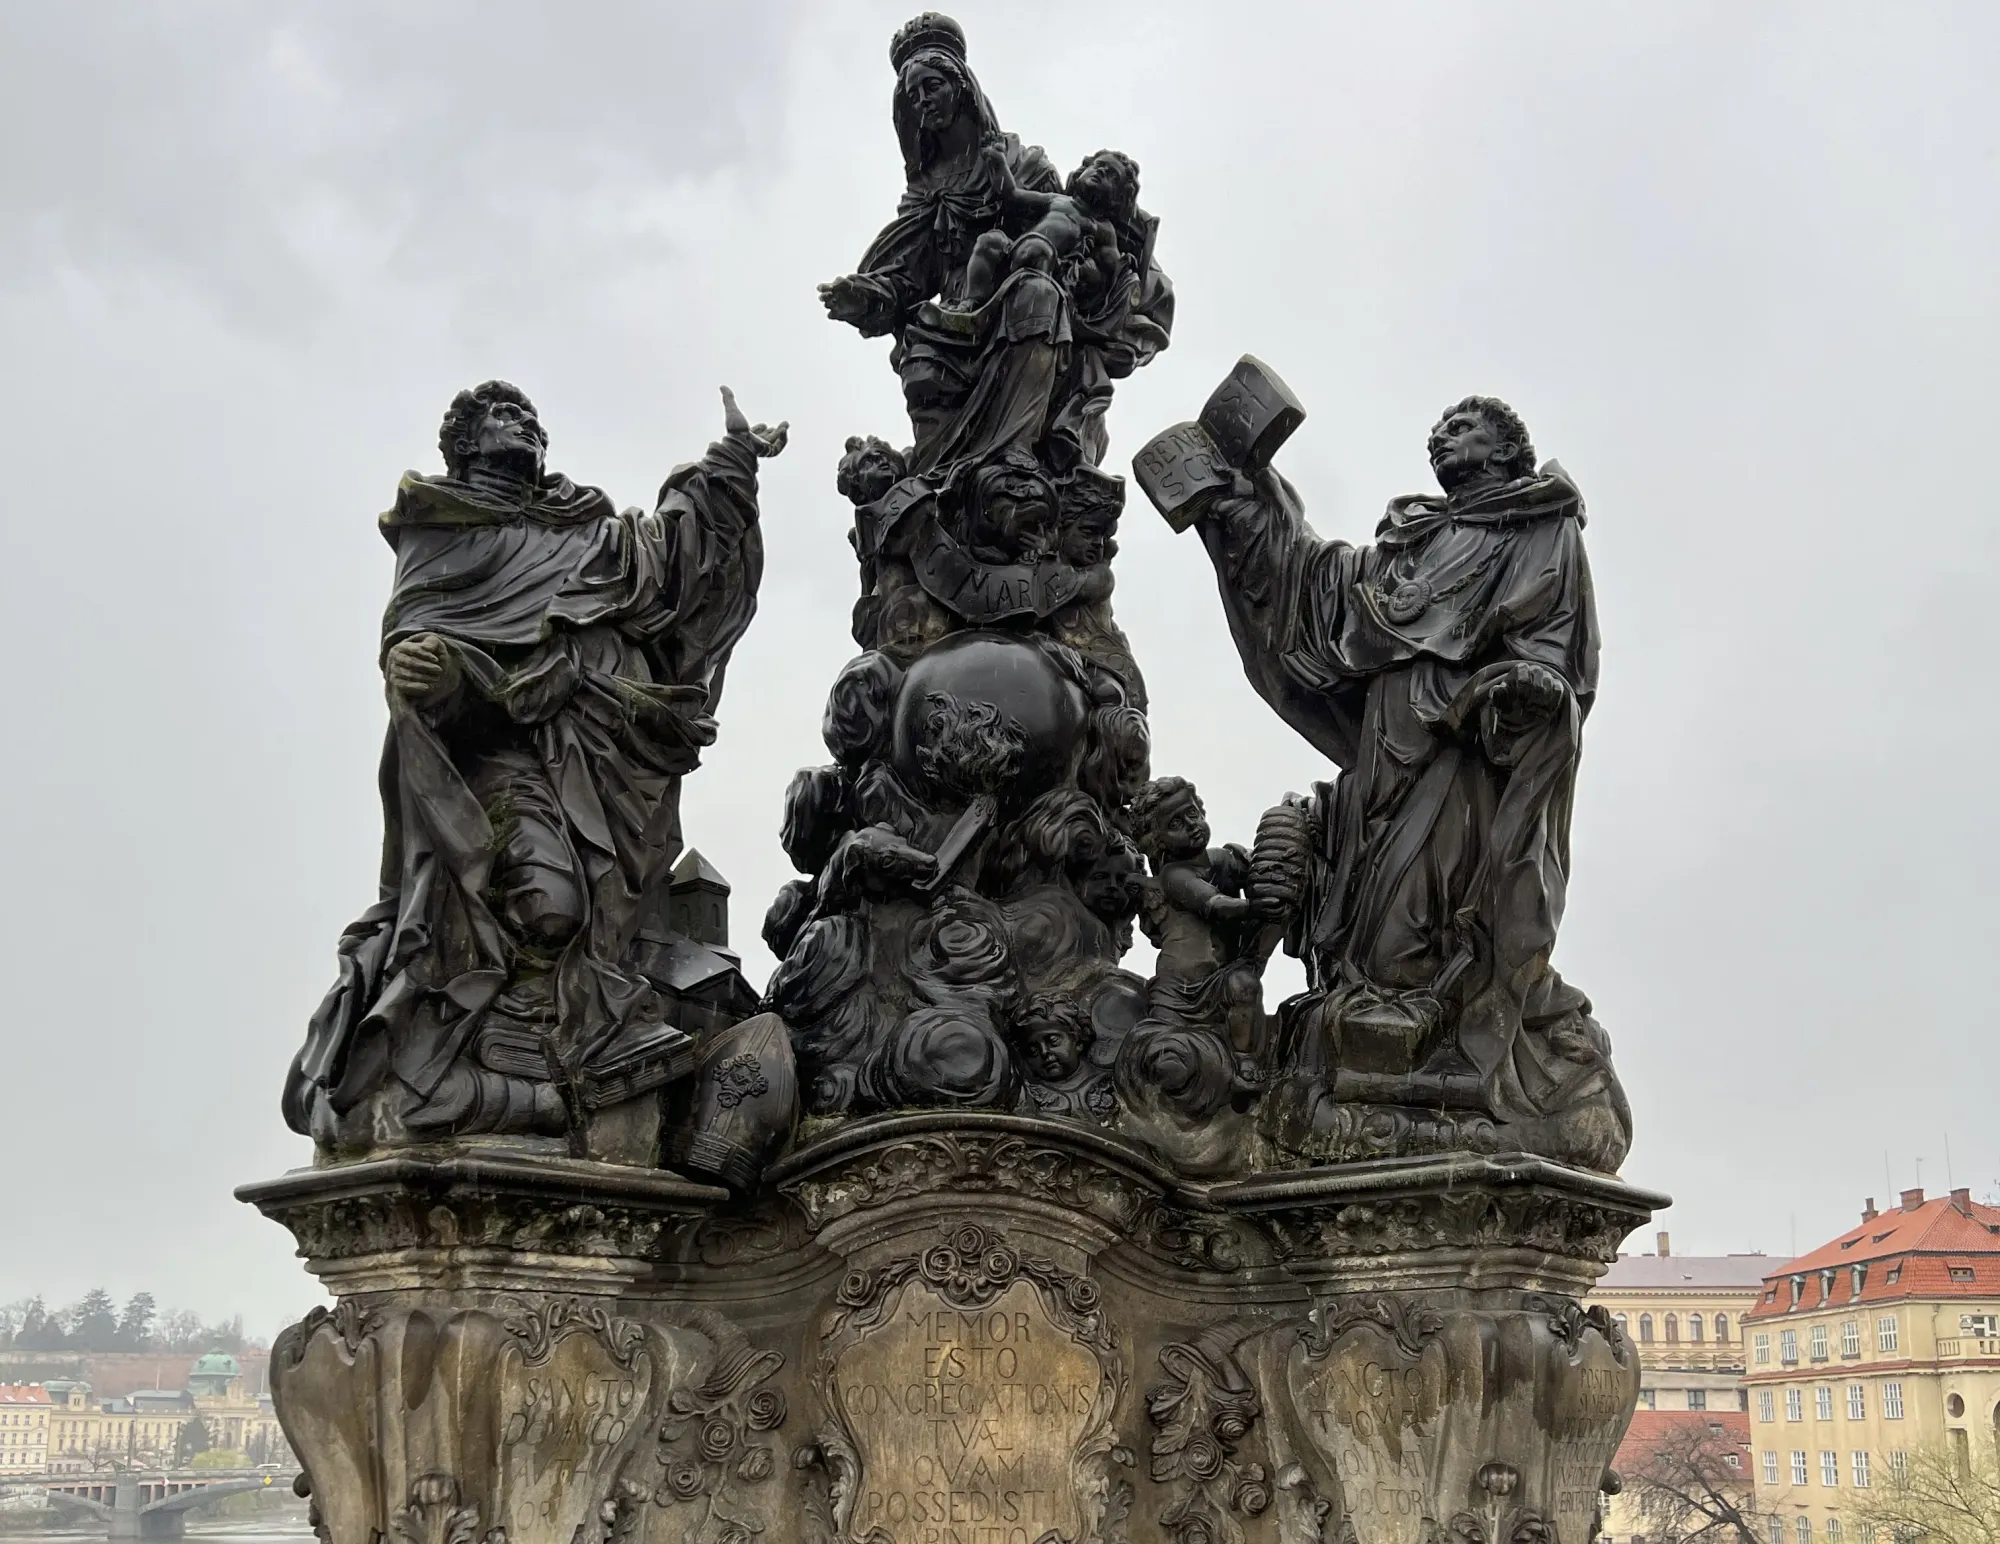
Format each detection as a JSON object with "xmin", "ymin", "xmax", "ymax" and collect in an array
[{"xmin": 236, "ymin": 1149, "xmax": 728, "ymax": 1294}]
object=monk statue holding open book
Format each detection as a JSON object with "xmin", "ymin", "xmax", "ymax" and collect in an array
[{"xmin": 1135, "ymin": 356, "xmax": 1631, "ymax": 1170}]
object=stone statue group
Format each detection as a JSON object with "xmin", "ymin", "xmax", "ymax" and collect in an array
[{"xmin": 280, "ymin": 10, "xmax": 1630, "ymax": 1191}]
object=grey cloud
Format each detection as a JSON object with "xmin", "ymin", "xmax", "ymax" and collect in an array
[
  {"xmin": 0, "ymin": 0, "xmax": 1995, "ymax": 1334},
  {"xmin": 0, "ymin": 1, "xmax": 798, "ymax": 325}
]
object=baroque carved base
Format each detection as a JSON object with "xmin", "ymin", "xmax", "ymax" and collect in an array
[{"xmin": 243, "ymin": 1115, "xmax": 1664, "ymax": 1544}]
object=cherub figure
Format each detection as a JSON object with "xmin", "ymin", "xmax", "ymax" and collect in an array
[
  {"xmin": 961, "ymin": 447, "xmax": 1061, "ymax": 562},
  {"xmin": 837, "ymin": 435, "xmax": 908, "ymax": 610},
  {"xmin": 837, "ymin": 434, "xmax": 952, "ymax": 658},
  {"xmin": 837, "ymin": 433, "xmax": 906, "ymax": 510},
  {"xmin": 1012, "ymin": 992, "xmax": 1116, "ymax": 1124},
  {"xmin": 1078, "ymin": 835, "xmax": 1146, "ymax": 955},
  {"xmin": 1130, "ymin": 777, "xmax": 1282, "ymax": 1057},
  {"xmin": 960, "ymin": 146, "xmax": 1141, "ymax": 312}
]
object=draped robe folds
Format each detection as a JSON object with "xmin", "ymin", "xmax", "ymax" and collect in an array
[
  {"xmin": 839, "ymin": 134, "xmax": 1174, "ymax": 477},
  {"xmin": 1194, "ymin": 464, "xmax": 1626, "ymax": 1142},
  {"xmin": 284, "ymin": 432, "xmax": 766, "ymax": 1143}
]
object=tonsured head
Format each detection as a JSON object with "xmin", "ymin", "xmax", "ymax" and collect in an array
[
  {"xmin": 440, "ymin": 380, "xmax": 547, "ymax": 483},
  {"xmin": 1426, "ymin": 395, "xmax": 1535, "ymax": 494}
]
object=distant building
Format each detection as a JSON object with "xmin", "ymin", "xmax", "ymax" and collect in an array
[
  {"xmin": 42, "ymin": 1352, "xmax": 287, "ymax": 1472},
  {"xmin": 1744, "ymin": 1186, "xmax": 2000, "ymax": 1544},
  {"xmin": 1593, "ymin": 1231, "xmax": 1772, "ymax": 1412},
  {"xmin": 0, "ymin": 1385, "xmax": 50, "ymax": 1473}
]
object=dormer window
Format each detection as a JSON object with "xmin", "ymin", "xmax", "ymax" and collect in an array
[{"xmin": 1853, "ymin": 1264, "xmax": 1868, "ymax": 1297}]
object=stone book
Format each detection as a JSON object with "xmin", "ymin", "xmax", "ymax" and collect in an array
[{"xmin": 1132, "ymin": 353, "xmax": 1306, "ymax": 530}]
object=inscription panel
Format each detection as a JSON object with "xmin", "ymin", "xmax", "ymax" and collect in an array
[
  {"xmin": 1287, "ymin": 1331, "xmax": 1445, "ymax": 1544},
  {"xmin": 1536, "ymin": 1341, "xmax": 1635, "ymax": 1544},
  {"xmin": 832, "ymin": 1278, "xmax": 1101, "ymax": 1544}
]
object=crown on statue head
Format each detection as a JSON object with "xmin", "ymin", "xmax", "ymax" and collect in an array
[{"xmin": 890, "ymin": 12, "xmax": 967, "ymax": 71}]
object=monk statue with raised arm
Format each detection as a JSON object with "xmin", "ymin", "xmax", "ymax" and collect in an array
[{"xmin": 284, "ymin": 381, "xmax": 786, "ymax": 1160}]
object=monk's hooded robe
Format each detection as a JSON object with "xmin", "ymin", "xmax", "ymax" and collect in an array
[
  {"xmin": 1195, "ymin": 461, "xmax": 1627, "ymax": 1147},
  {"xmin": 284, "ymin": 430, "xmax": 765, "ymax": 1144}
]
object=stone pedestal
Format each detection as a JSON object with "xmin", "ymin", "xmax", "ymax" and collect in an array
[{"xmin": 242, "ymin": 1116, "xmax": 1662, "ymax": 1544}]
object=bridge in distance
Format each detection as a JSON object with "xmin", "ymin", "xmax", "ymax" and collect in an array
[{"xmin": 15, "ymin": 1468, "xmax": 301, "ymax": 1539}]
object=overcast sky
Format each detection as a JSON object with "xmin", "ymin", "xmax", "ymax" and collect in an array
[{"xmin": 1, "ymin": 1, "xmax": 1994, "ymax": 1339}]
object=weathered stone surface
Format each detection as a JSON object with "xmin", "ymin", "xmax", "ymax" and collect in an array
[
  {"xmin": 248, "ymin": 18, "xmax": 1663, "ymax": 1544},
  {"xmin": 245, "ymin": 1114, "xmax": 1662, "ymax": 1544}
]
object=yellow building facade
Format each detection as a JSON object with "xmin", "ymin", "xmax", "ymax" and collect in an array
[
  {"xmin": 1745, "ymin": 1188, "xmax": 2000, "ymax": 1544},
  {"xmin": 0, "ymin": 1385, "xmax": 50, "ymax": 1474},
  {"xmin": 1590, "ymin": 1232, "xmax": 1772, "ymax": 1413},
  {"xmin": 42, "ymin": 1354, "xmax": 286, "ymax": 1473}
]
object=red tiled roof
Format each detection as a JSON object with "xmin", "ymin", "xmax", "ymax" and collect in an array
[
  {"xmin": 0, "ymin": 1385, "xmax": 51, "ymax": 1405},
  {"xmin": 1615, "ymin": 1410, "xmax": 1753, "ymax": 1476},
  {"xmin": 1744, "ymin": 1191, "xmax": 2000, "ymax": 1321}
]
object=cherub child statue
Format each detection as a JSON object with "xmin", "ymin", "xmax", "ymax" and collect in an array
[
  {"xmin": 1129, "ymin": 776, "xmax": 1281, "ymax": 1058},
  {"xmin": 836, "ymin": 433, "xmax": 950, "ymax": 658},
  {"xmin": 1012, "ymin": 991, "xmax": 1116, "ymax": 1124},
  {"xmin": 959, "ymin": 146, "xmax": 1142, "ymax": 312}
]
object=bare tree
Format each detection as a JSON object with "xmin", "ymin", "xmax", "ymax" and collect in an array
[
  {"xmin": 1854, "ymin": 1441, "xmax": 2000, "ymax": 1544},
  {"xmin": 1623, "ymin": 1418, "xmax": 1766, "ymax": 1544}
]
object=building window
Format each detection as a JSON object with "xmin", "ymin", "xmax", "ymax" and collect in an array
[
  {"xmin": 1823, "ymin": 1451, "xmax": 1840, "ymax": 1486},
  {"xmin": 1782, "ymin": 1330, "xmax": 1800, "ymax": 1365},
  {"xmin": 1818, "ymin": 1387, "xmax": 1835, "ymax": 1421},
  {"xmin": 1788, "ymin": 1389, "xmax": 1805, "ymax": 1422},
  {"xmin": 1889, "ymin": 1452, "xmax": 1907, "ymax": 1482},
  {"xmin": 1718, "ymin": 1314, "xmax": 1732, "ymax": 1344},
  {"xmin": 1842, "ymin": 1321, "xmax": 1860, "ymax": 1357},
  {"xmin": 1690, "ymin": 1390, "xmax": 1708, "ymax": 1410},
  {"xmin": 1770, "ymin": 1520, "xmax": 1786, "ymax": 1544},
  {"xmin": 1639, "ymin": 1389, "xmax": 1657, "ymax": 1410},
  {"xmin": 1692, "ymin": 1314, "xmax": 1706, "ymax": 1342},
  {"xmin": 1848, "ymin": 1386, "xmax": 1866, "ymax": 1420},
  {"xmin": 1853, "ymin": 1451, "xmax": 1871, "ymax": 1488},
  {"xmin": 1760, "ymin": 1391, "xmax": 1776, "ymax": 1423},
  {"xmin": 1764, "ymin": 1452, "xmax": 1781, "ymax": 1484},
  {"xmin": 1859, "ymin": 1525, "xmax": 1876, "ymax": 1544},
  {"xmin": 1668, "ymin": 1314, "xmax": 1681, "ymax": 1344},
  {"xmin": 1641, "ymin": 1314, "xmax": 1655, "ymax": 1343},
  {"xmin": 1798, "ymin": 1517, "xmax": 1813, "ymax": 1544},
  {"xmin": 1615, "ymin": 1313, "xmax": 1628, "ymax": 1334},
  {"xmin": 1794, "ymin": 1451, "xmax": 1811, "ymax": 1485},
  {"xmin": 1828, "ymin": 1520, "xmax": 1844, "ymax": 1544},
  {"xmin": 1756, "ymin": 1333, "xmax": 1772, "ymax": 1365},
  {"xmin": 1812, "ymin": 1325, "xmax": 1830, "ymax": 1361},
  {"xmin": 1883, "ymin": 1383, "xmax": 1904, "ymax": 1420},
  {"xmin": 1877, "ymin": 1317, "xmax": 1899, "ymax": 1353}
]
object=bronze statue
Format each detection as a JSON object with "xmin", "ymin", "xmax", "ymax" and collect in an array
[
  {"xmin": 284, "ymin": 382, "xmax": 786, "ymax": 1157},
  {"xmin": 761, "ymin": 10, "xmax": 1275, "ymax": 1157},
  {"xmin": 817, "ymin": 13, "xmax": 1171, "ymax": 477},
  {"xmin": 1142, "ymin": 371, "xmax": 1630, "ymax": 1169}
]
